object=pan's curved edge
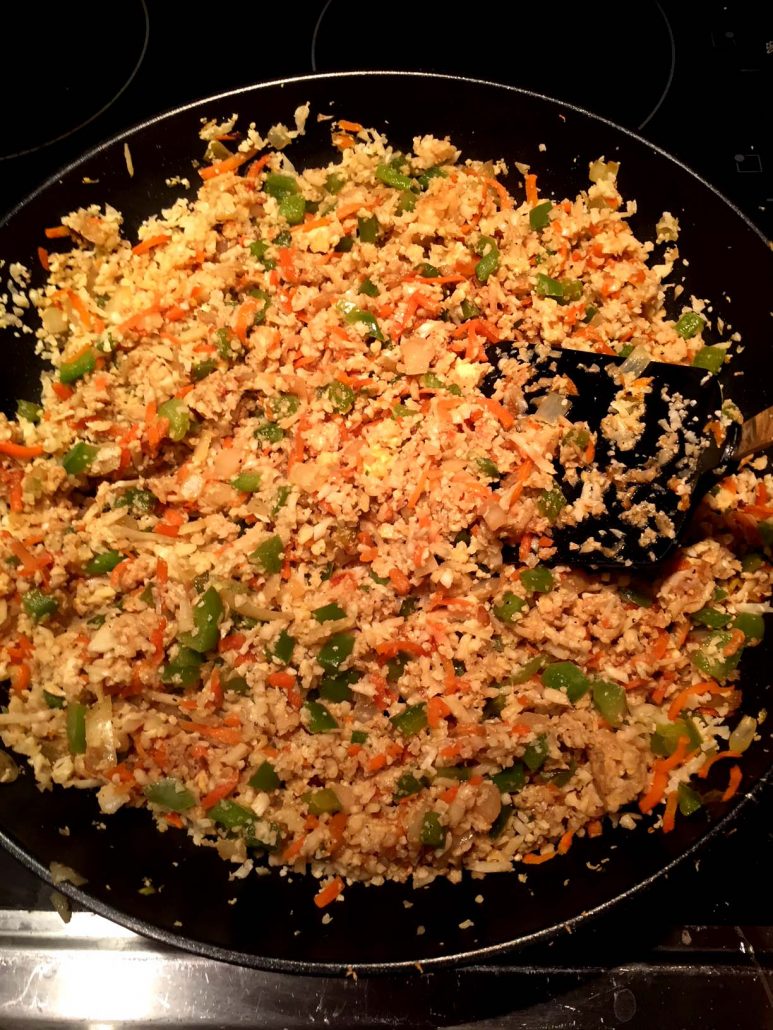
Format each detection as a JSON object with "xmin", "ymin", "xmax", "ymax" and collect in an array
[{"xmin": 0, "ymin": 70, "xmax": 771, "ymax": 977}]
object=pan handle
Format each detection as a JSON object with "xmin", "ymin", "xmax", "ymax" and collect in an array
[{"xmin": 734, "ymin": 406, "xmax": 773, "ymax": 461}]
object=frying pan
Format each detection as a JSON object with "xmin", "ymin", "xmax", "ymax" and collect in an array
[{"xmin": 0, "ymin": 72, "xmax": 771, "ymax": 975}]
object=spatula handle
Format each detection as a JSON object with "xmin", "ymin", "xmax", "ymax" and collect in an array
[{"xmin": 735, "ymin": 406, "xmax": 773, "ymax": 461}]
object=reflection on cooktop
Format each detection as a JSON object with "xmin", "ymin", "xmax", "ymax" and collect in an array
[
  {"xmin": 0, "ymin": 0, "xmax": 149, "ymax": 159},
  {"xmin": 311, "ymin": 0, "xmax": 675, "ymax": 129}
]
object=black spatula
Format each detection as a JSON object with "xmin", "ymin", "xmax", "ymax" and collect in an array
[{"xmin": 481, "ymin": 343, "xmax": 772, "ymax": 569}]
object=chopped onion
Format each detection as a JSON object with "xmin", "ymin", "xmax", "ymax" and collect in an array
[
  {"xmin": 534, "ymin": 392, "xmax": 571, "ymax": 424},
  {"xmin": 615, "ymin": 345, "xmax": 651, "ymax": 379},
  {"xmin": 0, "ymin": 751, "xmax": 19, "ymax": 784},
  {"xmin": 219, "ymin": 581, "xmax": 283, "ymax": 622},
  {"xmin": 50, "ymin": 890, "xmax": 72, "ymax": 924},
  {"xmin": 729, "ymin": 715, "xmax": 757, "ymax": 754},
  {"xmin": 589, "ymin": 158, "xmax": 620, "ymax": 183},
  {"xmin": 85, "ymin": 696, "xmax": 117, "ymax": 768},
  {"xmin": 50, "ymin": 861, "xmax": 88, "ymax": 887}
]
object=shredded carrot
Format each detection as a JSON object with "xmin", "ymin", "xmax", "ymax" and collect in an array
[
  {"xmin": 439, "ymin": 785, "xmax": 459, "ymax": 804},
  {"xmin": 156, "ymin": 558, "xmax": 168, "ymax": 586},
  {"xmin": 519, "ymin": 533, "xmax": 533, "ymax": 564},
  {"xmin": 5, "ymin": 537, "xmax": 42, "ymax": 576},
  {"xmin": 9, "ymin": 662, "xmax": 31, "ymax": 695},
  {"xmin": 277, "ymin": 247, "xmax": 299, "ymax": 285},
  {"xmin": 37, "ymin": 246, "xmax": 50, "ymax": 271},
  {"xmin": 267, "ymin": 671, "xmax": 296, "ymax": 689},
  {"xmin": 333, "ymin": 132, "xmax": 355, "ymax": 150},
  {"xmin": 200, "ymin": 774, "xmax": 239, "ymax": 811},
  {"xmin": 522, "ymin": 849, "xmax": 555, "ymax": 865},
  {"xmin": 722, "ymin": 628, "xmax": 746, "ymax": 657},
  {"xmin": 7, "ymin": 471, "xmax": 23, "ymax": 513},
  {"xmin": 647, "ymin": 630, "xmax": 669, "ymax": 663},
  {"xmin": 234, "ymin": 296, "xmax": 259, "ymax": 344},
  {"xmin": 427, "ymin": 696, "xmax": 451, "ymax": 729},
  {"xmin": 479, "ymin": 396, "xmax": 514, "ymax": 430},
  {"xmin": 165, "ymin": 813, "xmax": 184, "ymax": 829},
  {"xmin": 483, "ymin": 176, "xmax": 513, "ymax": 210},
  {"xmin": 662, "ymin": 790, "xmax": 678, "ymax": 833},
  {"xmin": 337, "ymin": 119, "xmax": 363, "ymax": 133},
  {"xmin": 524, "ymin": 173, "xmax": 538, "ymax": 206},
  {"xmin": 314, "ymin": 876, "xmax": 344, "ymax": 908},
  {"xmin": 6, "ymin": 634, "xmax": 33, "ymax": 662},
  {"xmin": 328, "ymin": 811, "xmax": 348, "ymax": 849},
  {"xmin": 132, "ymin": 233, "xmax": 170, "ymax": 256},
  {"xmin": 697, "ymin": 749, "xmax": 743, "ymax": 779},
  {"xmin": 388, "ymin": 568, "xmax": 411, "ymax": 595},
  {"xmin": 368, "ymin": 753, "xmax": 388, "ymax": 772},
  {"xmin": 52, "ymin": 382, "xmax": 73, "ymax": 401},
  {"xmin": 0, "ymin": 441, "xmax": 44, "ymax": 460},
  {"xmin": 287, "ymin": 414, "xmax": 308, "ymax": 470},
  {"xmin": 154, "ymin": 508, "xmax": 185, "ymax": 538},
  {"xmin": 586, "ymin": 819, "xmax": 603, "ymax": 838},
  {"xmin": 557, "ymin": 829, "xmax": 575, "ymax": 855},
  {"xmin": 722, "ymin": 764, "xmax": 743, "ymax": 801},
  {"xmin": 374, "ymin": 640, "xmax": 424, "ymax": 658},
  {"xmin": 408, "ymin": 468, "xmax": 429, "ymax": 510},
  {"xmin": 245, "ymin": 153, "xmax": 272, "ymax": 179},
  {"xmin": 44, "ymin": 226, "xmax": 70, "ymax": 239},
  {"xmin": 508, "ymin": 459, "xmax": 534, "ymax": 507},
  {"xmin": 451, "ymin": 318, "xmax": 500, "ymax": 343},
  {"xmin": 177, "ymin": 722, "xmax": 242, "ymax": 745},
  {"xmin": 667, "ymin": 681, "xmax": 732, "ymax": 721},
  {"xmin": 199, "ymin": 150, "xmax": 254, "ymax": 180},
  {"xmin": 639, "ymin": 735, "xmax": 692, "ymax": 813},
  {"xmin": 291, "ymin": 216, "xmax": 332, "ymax": 235}
]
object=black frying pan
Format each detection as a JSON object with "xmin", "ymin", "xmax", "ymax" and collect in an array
[{"xmin": 1, "ymin": 72, "xmax": 771, "ymax": 975}]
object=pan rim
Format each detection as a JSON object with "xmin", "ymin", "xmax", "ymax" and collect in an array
[{"xmin": 1, "ymin": 69, "xmax": 771, "ymax": 977}]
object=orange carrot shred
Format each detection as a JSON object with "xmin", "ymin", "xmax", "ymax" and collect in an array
[
  {"xmin": 522, "ymin": 849, "xmax": 555, "ymax": 865},
  {"xmin": 314, "ymin": 876, "xmax": 344, "ymax": 908},
  {"xmin": 722, "ymin": 764, "xmax": 743, "ymax": 802},
  {"xmin": 697, "ymin": 750, "xmax": 743, "ymax": 779}
]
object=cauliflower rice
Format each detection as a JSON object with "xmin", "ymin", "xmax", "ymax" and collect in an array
[{"xmin": 0, "ymin": 111, "xmax": 771, "ymax": 903}]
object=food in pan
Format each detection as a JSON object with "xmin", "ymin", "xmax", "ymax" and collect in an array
[{"xmin": 0, "ymin": 111, "xmax": 769, "ymax": 906}]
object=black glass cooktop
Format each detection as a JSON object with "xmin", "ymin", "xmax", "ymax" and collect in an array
[{"xmin": 0, "ymin": 1, "xmax": 772, "ymax": 1026}]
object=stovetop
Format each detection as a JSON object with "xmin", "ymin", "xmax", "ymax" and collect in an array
[{"xmin": 1, "ymin": 1, "xmax": 772, "ymax": 1026}]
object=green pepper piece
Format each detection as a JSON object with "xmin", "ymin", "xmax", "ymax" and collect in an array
[
  {"xmin": 390, "ymin": 702, "xmax": 427, "ymax": 737},
  {"xmin": 338, "ymin": 300, "xmax": 385, "ymax": 341},
  {"xmin": 417, "ymin": 166, "xmax": 447, "ymax": 190},
  {"xmin": 232, "ymin": 472, "xmax": 262, "ymax": 493},
  {"xmin": 376, "ymin": 163, "xmax": 414, "ymax": 191},
  {"xmin": 675, "ymin": 311, "xmax": 705, "ymax": 339},
  {"xmin": 392, "ymin": 403, "xmax": 421, "ymax": 419},
  {"xmin": 397, "ymin": 190, "xmax": 416, "ymax": 213},
  {"xmin": 420, "ymin": 811, "xmax": 446, "ymax": 848},
  {"xmin": 254, "ymin": 420, "xmax": 284, "ymax": 443},
  {"xmin": 249, "ymin": 760, "xmax": 281, "ymax": 792},
  {"xmin": 523, "ymin": 733, "xmax": 549, "ymax": 772},
  {"xmin": 542, "ymin": 662, "xmax": 590, "ymax": 703},
  {"xmin": 368, "ymin": 569, "xmax": 390, "ymax": 587},
  {"xmin": 60, "ymin": 348, "xmax": 96, "ymax": 384},
  {"xmin": 359, "ymin": 277, "xmax": 380, "ymax": 298},
  {"xmin": 619, "ymin": 586, "xmax": 653, "ymax": 608},
  {"xmin": 318, "ymin": 632, "xmax": 355, "ymax": 670},
  {"xmin": 325, "ymin": 172, "xmax": 345, "ymax": 194},
  {"xmin": 223, "ymin": 674, "xmax": 250, "ymax": 695},
  {"xmin": 691, "ymin": 606, "xmax": 731, "ymax": 629},
  {"xmin": 493, "ymin": 591, "xmax": 526, "ymax": 623},
  {"xmin": 678, "ymin": 782, "xmax": 703, "ymax": 816},
  {"xmin": 192, "ymin": 358, "xmax": 218, "ymax": 381},
  {"xmin": 475, "ymin": 236, "xmax": 500, "ymax": 283},
  {"xmin": 583, "ymin": 304, "xmax": 599, "ymax": 323},
  {"xmin": 270, "ymin": 394, "xmax": 300, "ymax": 421},
  {"xmin": 272, "ymin": 485, "xmax": 291, "ymax": 516},
  {"xmin": 157, "ymin": 398, "xmax": 191, "ymax": 441},
  {"xmin": 651, "ymin": 718, "xmax": 701, "ymax": 757},
  {"xmin": 271, "ymin": 628, "xmax": 295, "ymax": 665},
  {"xmin": 529, "ymin": 201, "xmax": 553, "ymax": 230},
  {"xmin": 313, "ymin": 603, "xmax": 346, "ymax": 623},
  {"xmin": 692, "ymin": 346, "xmax": 725, "ymax": 374},
  {"xmin": 319, "ymin": 668, "xmax": 360, "ymax": 702},
  {"xmin": 305, "ymin": 700, "xmax": 338, "ymax": 733},
  {"xmin": 741, "ymin": 553, "xmax": 764, "ymax": 573},
  {"xmin": 320, "ymin": 562, "xmax": 336, "ymax": 582},
  {"xmin": 277, "ymin": 193, "xmax": 304, "ymax": 225},
  {"xmin": 335, "ymin": 234, "xmax": 355, "ymax": 253},
  {"xmin": 520, "ymin": 566, "xmax": 554, "ymax": 593},
  {"xmin": 482, "ymin": 692, "xmax": 507, "ymax": 719},
  {"xmin": 264, "ymin": 173, "xmax": 298, "ymax": 199},
  {"xmin": 303, "ymin": 788, "xmax": 342, "ymax": 815},
  {"xmin": 537, "ymin": 488, "xmax": 566, "ymax": 524},
  {"xmin": 160, "ymin": 646, "xmax": 203, "ymax": 688},
  {"xmin": 535, "ymin": 273, "xmax": 581, "ymax": 302},
  {"xmin": 23, "ymin": 589, "xmax": 58, "ymax": 621},
  {"xmin": 248, "ymin": 240, "xmax": 276, "ymax": 269},
  {"xmin": 476, "ymin": 457, "xmax": 501, "ymax": 480},
  {"xmin": 327, "ymin": 381, "xmax": 356, "ymax": 414},
  {"xmin": 394, "ymin": 772, "xmax": 423, "ymax": 799},
  {"xmin": 179, "ymin": 587, "xmax": 223, "ymax": 654},
  {"xmin": 386, "ymin": 651, "xmax": 411, "ymax": 684},
  {"xmin": 460, "ymin": 299, "xmax": 480, "ymax": 321},
  {"xmin": 489, "ymin": 802, "xmax": 513, "ymax": 839},
  {"xmin": 357, "ymin": 215, "xmax": 380, "ymax": 243},
  {"xmin": 734, "ymin": 612, "xmax": 764, "ymax": 640},
  {"xmin": 16, "ymin": 399, "xmax": 42, "ymax": 423},
  {"xmin": 759, "ymin": 521, "xmax": 773, "ymax": 549},
  {"xmin": 417, "ymin": 262, "xmax": 439, "ymax": 278},
  {"xmin": 66, "ymin": 702, "xmax": 87, "ymax": 755},
  {"xmin": 690, "ymin": 630, "xmax": 743, "ymax": 680},
  {"xmin": 491, "ymin": 763, "xmax": 526, "ymax": 793},
  {"xmin": 85, "ymin": 550, "xmax": 124, "ymax": 576},
  {"xmin": 62, "ymin": 442, "xmax": 98, "ymax": 475},
  {"xmin": 43, "ymin": 690, "xmax": 65, "ymax": 709},
  {"xmin": 143, "ymin": 777, "xmax": 195, "ymax": 811},
  {"xmin": 512, "ymin": 654, "xmax": 548, "ymax": 685},
  {"xmin": 591, "ymin": 679, "xmax": 627, "ymax": 726},
  {"xmin": 209, "ymin": 799, "xmax": 255, "ymax": 830},
  {"xmin": 250, "ymin": 535, "xmax": 284, "ymax": 575},
  {"xmin": 114, "ymin": 487, "xmax": 158, "ymax": 515},
  {"xmin": 435, "ymin": 766, "xmax": 471, "ymax": 782}
]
